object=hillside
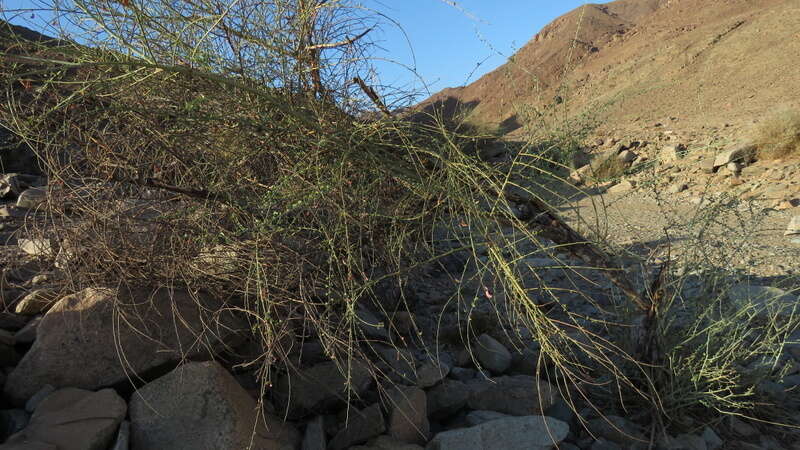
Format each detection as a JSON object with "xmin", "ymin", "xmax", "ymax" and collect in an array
[{"xmin": 421, "ymin": 0, "xmax": 800, "ymax": 140}]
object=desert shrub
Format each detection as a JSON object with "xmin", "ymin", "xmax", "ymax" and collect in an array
[{"xmin": 753, "ymin": 110, "xmax": 800, "ymax": 160}]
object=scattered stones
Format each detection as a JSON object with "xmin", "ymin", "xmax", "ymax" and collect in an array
[
  {"xmin": 474, "ymin": 334, "xmax": 511, "ymax": 374},
  {"xmin": 130, "ymin": 361, "xmax": 300, "ymax": 450},
  {"xmin": 426, "ymin": 415, "xmax": 568, "ymax": 450},
  {"xmin": 14, "ymin": 288, "xmax": 61, "ymax": 315},
  {"xmin": 467, "ymin": 376, "xmax": 558, "ymax": 416},
  {"xmin": 329, "ymin": 403, "xmax": 386, "ymax": 450},
  {"xmin": 4, "ymin": 287, "xmax": 246, "ymax": 404},
  {"xmin": 4, "ymin": 387, "xmax": 126, "ymax": 450}
]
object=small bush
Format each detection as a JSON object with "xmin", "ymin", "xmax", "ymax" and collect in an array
[{"xmin": 753, "ymin": 110, "xmax": 800, "ymax": 160}]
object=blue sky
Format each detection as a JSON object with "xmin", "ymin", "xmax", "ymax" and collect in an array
[{"xmin": 2, "ymin": 0, "xmax": 596, "ymax": 96}]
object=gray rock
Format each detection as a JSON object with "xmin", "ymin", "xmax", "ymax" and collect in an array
[
  {"xmin": 5, "ymin": 387, "xmax": 126, "ymax": 450},
  {"xmin": 16, "ymin": 188, "xmax": 46, "ymax": 209},
  {"xmin": 786, "ymin": 216, "xmax": 800, "ymax": 236},
  {"xmin": 17, "ymin": 239, "xmax": 53, "ymax": 257},
  {"xmin": 111, "ymin": 421, "xmax": 130, "ymax": 450},
  {"xmin": 585, "ymin": 416, "xmax": 646, "ymax": 446},
  {"xmin": 14, "ymin": 289, "xmax": 61, "ymax": 315},
  {"xmin": 467, "ymin": 376, "xmax": 558, "ymax": 416},
  {"xmin": 617, "ymin": 150, "xmax": 637, "ymax": 164},
  {"xmin": 667, "ymin": 183, "xmax": 688, "ymax": 194},
  {"xmin": 674, "ymin": 433, "xmax": 707, "ymax": 450},
  {"xmin": 0, "ymin": 329, "xmax": 20, "ymax": 366},
  {"xmin": 130, "ymin": 361, "xmax": 299, "ymax": 450},
  {"xmin": 416, "ymin": 361, "xmax": 450, "ymax": 388},
  {"xmin": 357, "ymin": 308, "xmax": 389, "ymax": 340},
  {"xmin": 448, "ymin": 367, "xmax": 476, "ymax": 381},
  {"xmin": 302, "ymin": 416, "xmax": 326, "ymax": 450},
  {"xmin": 464, "ymin": 410, "xmax": 509, "ymax": 426},
  {"xmin": 426, "ymin": 415, "xmax": 568, "ymax": 450},
  {"xmin": 329, "ymin": 403, "xmax": 386, "ymax": 450},
  {"xmin": 474, "ymin": 334, "xmax": 511, "ymax": 374},
  {"xmin": 0, "ymin": 409, "xmax": 30, "ymax": 441},
  {"xmin": 728, "ymin": 416, "xmax": 757, "ymax": 437},
  {"xmin": 713, "ymin": 144, "xmax": 755, "ymax": 169},
  {"xmin": 13, "ymin": 317, "xmax": 41, "ymax": 345},
  {"xmin": 426, "ymin": 380, "xmax": 470, "ymax": 420},
  {"xmin": 274, "ymin": 360, "xmax": 373, "ymax": 417},
  {"xmin": 4, "ymin": 287, "xmax": 246, "ymax": 405},
  {"xmin": 727, "ymin": 283, "xmax": 799, "ymax": 320},
  {"xmin": 386, "ymin": 387, "xmax": 429, "ymax": 445},
  {"xmin": 508, "ymin": 346, "xmax": 540, "ymax": 376},
  {"xmin": 591, "ymin": 439, "xmax": 623, "ymax": 450},
  {"xmin": 352, "ymin": 435, "xmax": 424, "ymax": 450},
  {"xmin": 24, "ymin": 385, "xmax": 55, "ymax": 414}
]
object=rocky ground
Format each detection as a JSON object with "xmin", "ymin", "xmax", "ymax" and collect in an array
[{"xmin": 0, "ymin": 129, "xmax": 799, "ymax": 450}]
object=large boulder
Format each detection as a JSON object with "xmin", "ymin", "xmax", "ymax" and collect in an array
[
  {"xmin": 4, "ymin": 287, "xmax": 246, "ymax": 404},
  {"xmin": 426, "ymin": 415, "xmax": 568, "ymax": 450},
  {"xmin": 3, "ymin": 387, "xmax": 126, "ymax": 450},
  {"xmin": 130, "ymin": 361, "xmax": 299, "ymax": 450},
  {"xmin": 274, "ymin": 360, "xmax": 373, "ymax": 418},
  {"xmin": 467, "ymin": 376, "xmax": 558, "ymax": 416}
]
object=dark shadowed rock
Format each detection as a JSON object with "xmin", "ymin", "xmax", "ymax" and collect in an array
[
  {"xmin": 329, "ymin": 403, "xmax": 386, "ymax": 450},
  {"xmin": 386, "ymin": 387, "xmax": 429, "ymax": 445},
  {"xmin": 4, "ymin": 287, "xmax": 246, "ymax": 404},
  {"xmin": 426, "ymin": 415, "xmax": 568, "ymax": 450},
  {"xmin": 467, "ymin": 375, "xmax": 558, "ymax": 416},
  {"xmin": 4, "ymin": 387, "xmax": 126, "ymax": 450},
  {"xmin": 274, "ymin": 359, "xmax": 373, "ymax": 418},
  {"xmin": 130, "ymin": 361, "xmax": 299, "ymax": 450}
]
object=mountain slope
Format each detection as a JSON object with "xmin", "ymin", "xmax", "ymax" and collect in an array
[{"xmin": 421, "ymin": 0, "xmax": 800, "ymax": 138}]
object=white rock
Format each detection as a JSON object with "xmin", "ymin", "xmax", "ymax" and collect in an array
[{"xmin": 786, "ymin": 216, "xmax": 800, "ymax": 236}]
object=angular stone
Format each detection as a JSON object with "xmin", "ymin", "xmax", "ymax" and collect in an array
[
  {"xmin": 465, "ymin": 410, "xmax": 510, "ymax": 426},
  {"xmin": 416, "ymin": 361, "xmax": 449, "ymax": 388},
  {"xmin": 467, "ymin": 376, "xmax": 558, "ymax": 416},
  {"xmin": 660, "ymin": 144, "xmax": 685, "ymax": 163},
  {"xmin": 5, "ymin": 388, "xmax": 126, "ymax": 450},
  {"xmin": 274, "ymin": 360, "xmax": 373, "ymax": 418},
  {"xmin": 427, "ymin": 380, "xmax": 470, "ymax": 420},
  {"xmin": 130, "ymin": 361, "xmax": 299, "ymax": 450},
  {"xmin": 386, "ymin": 387, "xmax": 429, "ymax": 445},
  {"xmin": 17, "ymin": 239, "xmax": 53, "ymax": 258},
  {"xmin": 329, "ymin": 403, "xmax": 385, "ymax": 450},
  {"xmin": 426, "ymin": 415, "xmax": 568, "ymax": 450},
  {"xmin": 727, "ymin": 283, "xmax": 799, "ymax": 320},
  {"xmin": 24, "ymin": 385, "xmax": 55, "ymax": 414},
  {"xmin": 14, "ymin": 289, "xmax": 61, "ymax": 315},
  {"xmin": 617, "ymin": 150, "xmax": 637, "ymax": 164},
  {"xmin": 16, "ymin": 188, "xmax": 47, "ymax": 209},
  {"xmin": 786, "ymin": 216, "xmax": 800, "ymax": 236},
  {"xmin": 474, "ymin": 334, "xmax": 511, "ymax": 374},
  {"xmin": 713, "ymin": 144, "xmax": 755, "ymax": 169},
  {"xmin": 4, "ymin": 287, "xmax": 246, "ymax": 404},
  {"xmin": 302, "ymin": 416, "xmax": 326, "ymax": 450}
]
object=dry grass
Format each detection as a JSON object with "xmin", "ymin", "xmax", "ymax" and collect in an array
[{"xmin": 753, "ymin": 110, "xmax": 800, "ymax": 160}]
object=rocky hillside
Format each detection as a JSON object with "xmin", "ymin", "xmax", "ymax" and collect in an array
[{"xmin": 421, "ymin": 0, "xmax": 800, "ymax": 139}]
